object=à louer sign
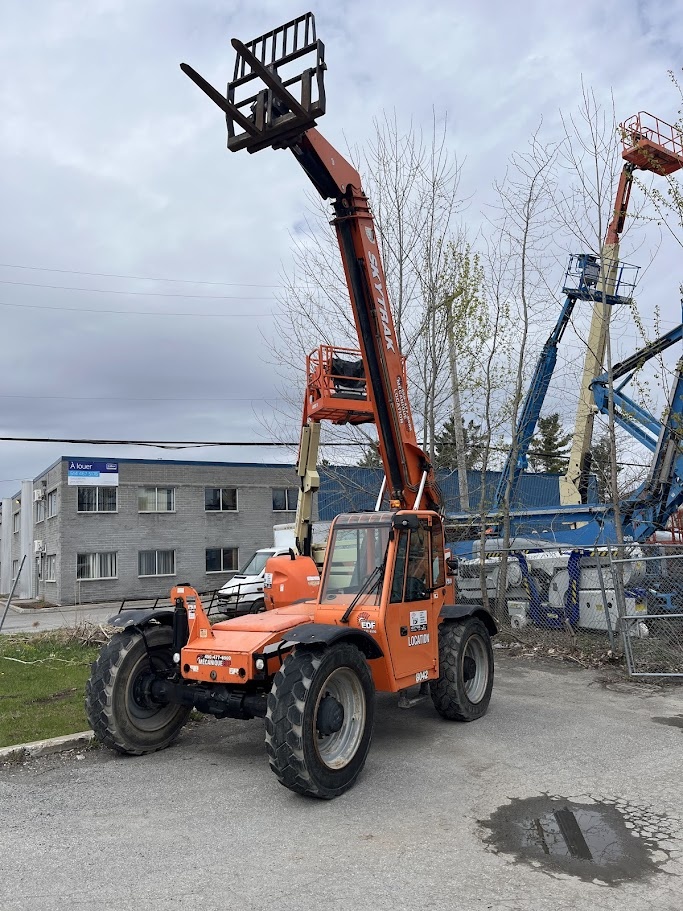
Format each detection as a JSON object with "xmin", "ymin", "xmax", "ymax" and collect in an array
[{"xmin": 67, "ymin": 460, "xmax": 119, "ymax": 487}]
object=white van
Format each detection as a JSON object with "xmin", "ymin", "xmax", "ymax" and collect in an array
[
  {"xmin": 216, "ymin": 523, "xmax": 329, "ymax": 612},
  {"xmin": 216, "ymin": 546, "xmax": 293, "ymax": 612}
]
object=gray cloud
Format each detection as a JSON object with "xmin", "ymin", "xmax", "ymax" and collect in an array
[{"xmin": 1, "ymin": 0, "xmax": 682, "ymax": 497}]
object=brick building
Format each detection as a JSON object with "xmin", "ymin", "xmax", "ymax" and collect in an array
[{"xmin": 0, "ymin": 457, "xmax": 305, "ymax": 606}]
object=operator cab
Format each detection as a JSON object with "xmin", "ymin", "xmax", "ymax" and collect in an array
[{"xmin": 318, "ymin": 510, "xmax": 446, "ymax": 608}]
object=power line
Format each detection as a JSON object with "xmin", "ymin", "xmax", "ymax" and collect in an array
[
  {"xmin": 0, "ymin": 261, "xmax": 283, "ymax": 289},
  {"xmin": 0, "ymin": 436, "xmax": 300, "ymax": 448},
  {"xmin": 0, "ymin": 299, "xmax": 274, "ymax": 318},
  {"xmin": 0, "ymin": 278, "xmax": 274, "ymax": 301},
  {"xmin": 0, "ymin": 435, "xmax": 653, "ymax": 469},
  {"xmin": 0, "ymin": 393, "xmax": 285, "ymax": 403}
]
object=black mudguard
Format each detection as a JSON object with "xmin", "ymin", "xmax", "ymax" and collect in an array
[
  {"xmin": 282, "ymin": 623, "xmax": 383, "ymax": 659},
  {"xmin": 439, "ymin": 604, "xmax": 498, "ymax": 637},
  {"xmin": 109, "ymin": 608, "xmax": 175, "ymax": 630}
]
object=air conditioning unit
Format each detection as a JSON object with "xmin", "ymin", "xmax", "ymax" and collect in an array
[
  {"xmin": 34, "ymin": 540, "xmax": 45, "ymax": 554},
  {"xmin": 33, "ymin": 489, "xmax": 45, "ymax": 502}
]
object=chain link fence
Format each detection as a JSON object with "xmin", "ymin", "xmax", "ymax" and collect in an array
[
  {"xmin": 612, "ymin": 548, "xmax": 683, "ymax": 677},
  {"xmin": 454, "ymin": 541, "xmax": 683, "ymax": 677}
]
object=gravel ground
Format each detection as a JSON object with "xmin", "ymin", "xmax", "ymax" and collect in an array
[{"xmin": 1, "ymin": 653, "xmax": 683, "ymax": 911}]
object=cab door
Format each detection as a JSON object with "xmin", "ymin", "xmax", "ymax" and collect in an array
[{"xmin": 384, "ymin": 517, "xmax": 441, "ymax": 683}]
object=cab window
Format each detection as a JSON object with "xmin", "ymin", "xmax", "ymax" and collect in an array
[
  {"xmin": 321, "ymin": 524, "xmax": 389, "ymax": 603},
  {"xmin": 430, "ymin": 520, "xmax": 445, "ymax": 588},
  {"xmin": 390, "ymin": 520, "xmax": 431, "ymax": 602},
  {"xmin": 390, "ymin": 531, "xmax": 408, "ymax": 603}
]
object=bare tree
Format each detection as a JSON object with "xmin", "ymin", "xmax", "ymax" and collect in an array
[
  {"xmin": 481, "ymin": 131, "xmax": 559, "ymax": 614},
  {"xmin": 264, "ymin": 111, "xmax": 472, "ymax": 477}
]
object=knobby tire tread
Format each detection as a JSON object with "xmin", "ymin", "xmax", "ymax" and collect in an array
[
  {"xmin": 85, "ymin": 626, "xmax": 190, "ymax": 755},
  {"xmin": 264, "ymin": 643, "xmax": 374, "ymax": 799},
  {"xmin": 430, "ymin": 619, "xmax": 493, "ymax": 722}
]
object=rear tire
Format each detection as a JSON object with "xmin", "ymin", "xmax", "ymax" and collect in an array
[
  {"xmin": 265, "ymin": 643, "xmax": 374, "ymax": 799},
  {"xmin": 430, "ymin": 619, "xmax": 494, "ymax": 721},
  {"xmin": 85, "ymin": 625, "xmax": 191, "ymax": 755}
]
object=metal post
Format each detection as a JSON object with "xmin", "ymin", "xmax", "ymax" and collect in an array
[
  {"xmin": 609, "ymin": 549, "xmax": 635, "ymax": 673},
  {"xmin": 0, "ymin": 554, "xmax": 27, "ymax": 633},
  {"xmin": 374, "ymin": 477, "xmax": 386, "ymax": 511},
  {"xmin": 413, "ymin": 471, "xmax": 428, "ymax": 510},
  {"xmin": 595, "ymin": 551, "xmax": 616, "ymax": 651}
]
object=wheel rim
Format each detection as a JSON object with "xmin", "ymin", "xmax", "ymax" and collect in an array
[
  {"xmin": 462, "ymin": 633, "xmax": 489, "ymax": 704},
  {"xmin": 314, "ymin": 667, "xmax": 366, "ymax": 770},
  {"xmin": 125, "ymin": 650, "xmax": 180, "ymax": 732}
]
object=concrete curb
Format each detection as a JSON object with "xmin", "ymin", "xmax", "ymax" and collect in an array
[
  {"xmin": 5, "ymin": 604, "xmax": 63, "ymax": 614},
  {"xmin": 0, "ymin": 730, "xmax": 95, "ymax": 762},
  {"xmin": 3, "ymin": 602, "xmax": 118, "ymax": 615}
]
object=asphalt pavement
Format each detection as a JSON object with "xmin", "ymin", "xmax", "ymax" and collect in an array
[{"xmin": 1, "ymin": 654, "xmax": 682, "ymax": 911}]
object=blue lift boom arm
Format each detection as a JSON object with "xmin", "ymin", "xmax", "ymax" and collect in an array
[{"xmin": 492, "ymin": 295, "xmax": 576, "ymax": 510}]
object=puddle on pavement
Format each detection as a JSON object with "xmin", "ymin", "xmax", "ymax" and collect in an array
[
  {"xmin": 480, "ymin": 795, "xmax": 677, "ymax": 884},
  {"xmin": 652, "ymin": 714, "xmax": 683, "ymax": 730}
]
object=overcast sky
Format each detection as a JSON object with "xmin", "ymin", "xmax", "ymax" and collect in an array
[{"xmin": 1, "ymin": 0, "xmax": 682, "ymax": 500}]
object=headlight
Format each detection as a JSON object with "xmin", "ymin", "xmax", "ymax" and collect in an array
[{"xmin": 255, "ymin": 658, "xmax": 265, "ymax": 671}]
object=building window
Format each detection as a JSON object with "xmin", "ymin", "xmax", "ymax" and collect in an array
[
  {"xmin": 206, "ymin": 547, "xmax": 239, "ymax": 573},
  {"xmin": 12, "ymin": 559, "xmax": 19, "ymax": 580},
  {"xmin": 272, "ymin": 488, "xmax": 298, "ymax": 511},
  {"xmin": 204, "ymin": 488, "xmax": 238, "ymax": 512},
  {"xmin": 35, "ymin": 499, "xmax": 46, "ymax": 523},
  {"xmin": 138, "ymin": 487, "xmax": 175, "ymax": 513},
  {"xmin": 138, "ymin": 549, "xmax": 175, "ymax": 577},
  {"xmin": 76, "ymin": 552, "xmax": 117, "ymax": 580},
  {"xmin": 47, "ymin": 489, "xmax": 58, "ymax": 518},
  {"xmin": 13, "ymin": 512, "xmax": 20, "ymax": 533},
  {"xmin": 45, "ymin": 554, "xmax": 56, "ymax": 582},
  {"xmin": 78, "ymin": 487, "xmax": 117, "ymax": 513}
]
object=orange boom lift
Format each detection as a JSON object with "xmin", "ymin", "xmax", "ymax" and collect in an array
[{"xmin": 86, "ymin": 13, "xmax": 496, "ymax": 799}]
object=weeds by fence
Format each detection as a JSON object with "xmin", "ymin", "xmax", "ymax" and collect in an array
[{"xmin": 456, "ymin": 542, "xmax": 683, "ymax": 677}]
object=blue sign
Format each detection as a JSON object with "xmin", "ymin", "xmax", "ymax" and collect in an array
[{"xmin": 67, "ymin": 460, "xmax": 119, "ymax": 487}]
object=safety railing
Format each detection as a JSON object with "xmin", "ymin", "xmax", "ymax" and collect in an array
[
  {"xmin": 118, "ymin": 589, "xmax": 221, "ymax": 615},
  {"xmin": 620, "ymin": 112, "xmax": 683, "ymax": 176},
  {"xmin": 621, "ymin": 111, "xmax": 683, "ymax": 160}
]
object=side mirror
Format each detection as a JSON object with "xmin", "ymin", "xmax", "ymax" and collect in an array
[{"xmin": 446, "ymin": 557, "xmax": 458, "ymax": 572}]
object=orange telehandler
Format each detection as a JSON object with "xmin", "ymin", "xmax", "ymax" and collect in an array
[{"xmin": 85, "ymin": 13, "xmax": 496, "ymax": 799}]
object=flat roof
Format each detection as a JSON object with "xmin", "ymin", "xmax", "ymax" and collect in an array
[{"xmin": 34, "ymin": 455, "xmax": 297, "ymax": 481}]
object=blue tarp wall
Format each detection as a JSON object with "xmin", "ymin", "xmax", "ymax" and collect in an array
[{"xmin": 317, "ymin": 466, "xmax": 597, "ymax": 521}]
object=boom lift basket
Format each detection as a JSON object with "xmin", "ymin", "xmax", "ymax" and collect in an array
[
  {"xmin": 561, "ymin": 253, "xmax": 639, "ymax": 306},
  {"xmin": 620, "ymin": 112, "xmax": 683, "ymax": 176},
  {"xmin": 181, "ymin": 12, "xmax": 326, "ymax": 153},
  {"xmin": 305, "ymin": 345, "xmax": 375, "ymax": 425}
]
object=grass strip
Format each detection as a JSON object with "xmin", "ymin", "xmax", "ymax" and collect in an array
[{"xmin": 0, "ymin": 628, "xmax": 107, "ymax": 748}]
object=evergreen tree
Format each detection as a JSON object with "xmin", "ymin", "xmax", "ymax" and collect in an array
[
  {"xmin": 434, "ymin": 416, "xmax": 484, "ymax": 471},
  {"xmin": 528, "ymin": 413, "xmax": 572, "ymax": 473}
]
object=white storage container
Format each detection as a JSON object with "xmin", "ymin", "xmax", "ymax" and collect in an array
[{"xmin": 578, "ymin": 589, "xmax": 647, "ymax": 630}]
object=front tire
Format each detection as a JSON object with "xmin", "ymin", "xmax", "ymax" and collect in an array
[
  {"xmin": 265, "ymin": 643, "xmax": 375, "ymax": 799},
  {"xmin": 85, "ymin": 625, "xmax": 191, "ymax": 755},
  {"xmin": 430, "ymin": 618, "xmax": 494, "ymax": 721}
]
